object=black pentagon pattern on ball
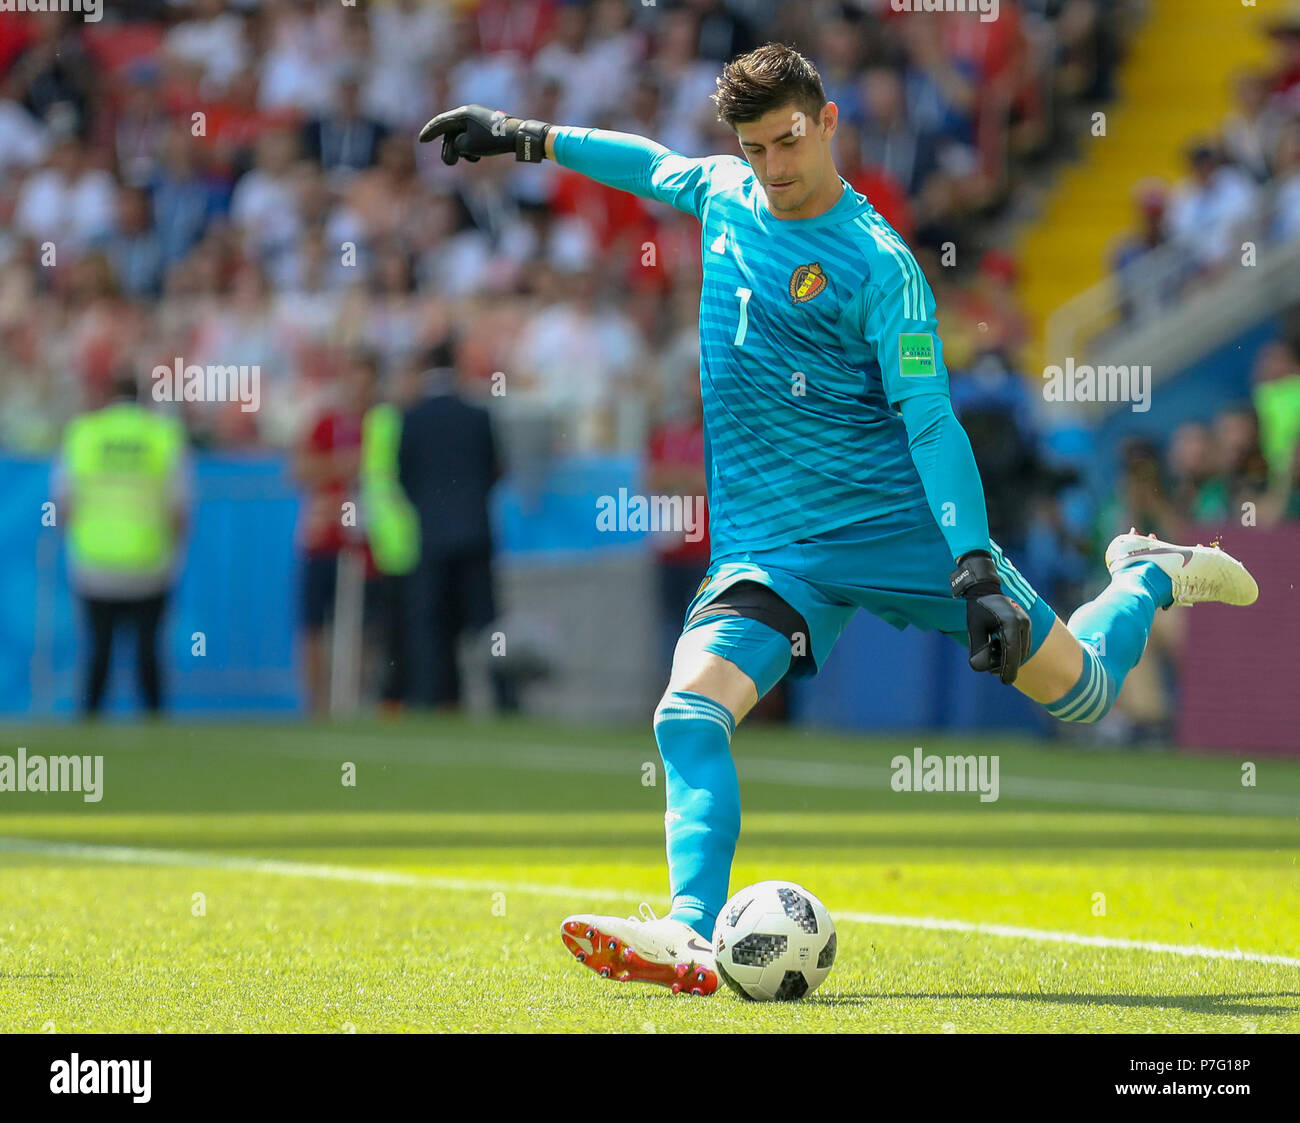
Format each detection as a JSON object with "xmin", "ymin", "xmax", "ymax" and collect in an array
[
  {"xmin": 729, "ymin": 932, "xmax": 787, "ymax": 967},
  {"xmin": 716, "ymin": 958, "xmax": 757, "ymax": 1000},
  {"xmin": 776, "ymin": 887, "xmax": 818, "ymax": 934},
  {"xmin": 774, "ymin": 970, "xmax": 809, "ymax": 1000},
  {"xmin": 816, "ymin": 931, "xmax": 837, "ymax": 969}
]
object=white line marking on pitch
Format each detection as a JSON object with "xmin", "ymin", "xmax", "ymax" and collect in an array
[
  {"xmin": 833, "ymin": 911, "xmax": 1300, "ymax": 966},
  {"xmin": 3, "ymin": 836, "xmax": 1297, "ymax": 968},
  {"xmin": 0, "ymin": 837, "xmax": 624, "ymax": 902}
]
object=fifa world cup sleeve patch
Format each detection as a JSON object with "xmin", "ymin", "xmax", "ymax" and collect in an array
[{"xmin": 898, "ymin": 333, "xmax": 937, "ymax": 376}]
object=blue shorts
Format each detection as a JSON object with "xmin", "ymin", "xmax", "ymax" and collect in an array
[{"xmin": 680, "ymin": 513, "xmax": 1057, "ymax": 695}]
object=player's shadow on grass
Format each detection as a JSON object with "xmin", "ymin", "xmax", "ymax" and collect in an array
[{"xmin": 806, "ymin": 991, "xmax": 1300, "ymax": 1016}]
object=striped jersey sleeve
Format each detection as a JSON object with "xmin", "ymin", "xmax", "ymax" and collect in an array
[
  {"xmin": 550, "ymin": 127, "xmax": 748, "ymax": 219},
  {"xmin": 837, "ymin": 220, "xmax": 952, "ymax": 409}
]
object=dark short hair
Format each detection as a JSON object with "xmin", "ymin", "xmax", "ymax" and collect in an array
[
  {"xmin": 712, "ymin": 43, "xmax": 827, "ymax": 129},
  {"xmin": 111, "ymin": 373, "xmax": 139, "ymax": 401},
  {"xmin": 422, "ymin": 336, "xmax": 457, "ymax": 372}
]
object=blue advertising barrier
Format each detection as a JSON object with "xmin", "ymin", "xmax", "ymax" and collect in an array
[
  {"xmin": 0, "ymin": 450, "xmax": 1044, "ymax": 732},
  {"xmin": 2, "ymin": 454, "xmax": 300, "ymax": 720}
]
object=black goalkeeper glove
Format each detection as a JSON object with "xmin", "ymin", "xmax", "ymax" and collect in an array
[
  {"xmin": 950, "ymin": 550, "xmax": 1032, "ymax": 685},
  {"xmin": 418, "ymin": 104, "xmax": 552, "ymax": 165}
]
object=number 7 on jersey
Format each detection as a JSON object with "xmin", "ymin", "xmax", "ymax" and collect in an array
[{"xmin": 734, "ymin": 286, "xmax": 752, "ymax": 347}]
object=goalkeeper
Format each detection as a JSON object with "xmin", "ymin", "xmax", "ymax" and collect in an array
[{"xmin": 420, "ymin": 44, "xmax": 1259, "ymax": 996}]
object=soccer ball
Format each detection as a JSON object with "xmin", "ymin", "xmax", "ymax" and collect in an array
[{"xmin": 712, "ymin": 880, "xmax": 836, "ymax": 1001}]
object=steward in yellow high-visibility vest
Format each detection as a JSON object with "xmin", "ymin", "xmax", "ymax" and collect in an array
[
  {"xmin": 57, "ymin": 376, "xmax": 190, "ymax": 715},
  {"xmin": 361, "ymin": 402, "xmax": 420, "ymax": 577},
  {"xmin": 360, "ymin": 395, "xmax": 420, "ymax": 709}
]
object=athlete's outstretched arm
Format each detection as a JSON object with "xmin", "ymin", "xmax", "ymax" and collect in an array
[
  {"xmin": 545, "ymin": 128, "xmax": 722, "ymax": 217},
  {"xmin": 417, "ymin": 103, "xmax": 724, "ymax": 217}
]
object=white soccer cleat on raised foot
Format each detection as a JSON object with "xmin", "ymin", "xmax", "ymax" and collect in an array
[
  {"xmin": 560, "ymin": 903, "xmax": 718, "ymax": 995},
  {"xmin": 1105, "ymin": 529, "xmax": 1259, "ymax": 607}
]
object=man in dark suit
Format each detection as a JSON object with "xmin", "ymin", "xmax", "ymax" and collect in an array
[{"xmin": 397, "ymin": 341, "xmax": 504, "ymax": 709}]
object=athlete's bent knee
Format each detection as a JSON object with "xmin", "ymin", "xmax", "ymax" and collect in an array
[{"xmin": 663, "ymin": 648, "xmax": 758, "ymax": 724}]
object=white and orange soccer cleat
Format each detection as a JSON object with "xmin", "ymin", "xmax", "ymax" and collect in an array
[
  {"xmin": 560, "ymin": 904, "xmax": 718, "ymax": 996},
  {"xmin": 1106, "ymin": 530, "xmax": 1259, "ymax": 607}
]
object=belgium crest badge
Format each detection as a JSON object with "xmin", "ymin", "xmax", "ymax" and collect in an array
[{"xmin": 789, "ymin": 262, "xmax": 828, "ymax": 304}]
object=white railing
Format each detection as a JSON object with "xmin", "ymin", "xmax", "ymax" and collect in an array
[{"xmin": 1043, "ymin": 196, "xmax": 1281, "ymax": 367}]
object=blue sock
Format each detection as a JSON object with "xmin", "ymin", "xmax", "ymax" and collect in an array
[
  {"xmin": 653, "ymin": 690, "xmax": 739, "ymax": 941},
  {"xmin": 1048, "ymin": 562, "xmax": 1174, "ymax": 723}
]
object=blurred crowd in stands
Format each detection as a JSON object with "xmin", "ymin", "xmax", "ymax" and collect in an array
[
  {"xmin": 1111, "ymin": 11, "xmax": 1300, "ymax": 320},
  {"xmin": 0, "ymin": 0, "xmax": 1127, "ymax": 461},
  {"xmin": 1097, "ymin": 6, "xmax": 1300, "ymax": 545},
  {"xmin": 4, "ymin": 0, "xmax": 1297, "ymax": 735}
]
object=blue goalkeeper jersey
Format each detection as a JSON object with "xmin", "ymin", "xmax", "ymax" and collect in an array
[{"xmin": 553, "ymin": 131, "xmax": 956, "ymax": 557}]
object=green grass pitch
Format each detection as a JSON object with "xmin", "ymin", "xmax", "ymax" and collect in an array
[{"xmin": 0, "ymin": 717, "xmax": 1296, "ymax": 1033}]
